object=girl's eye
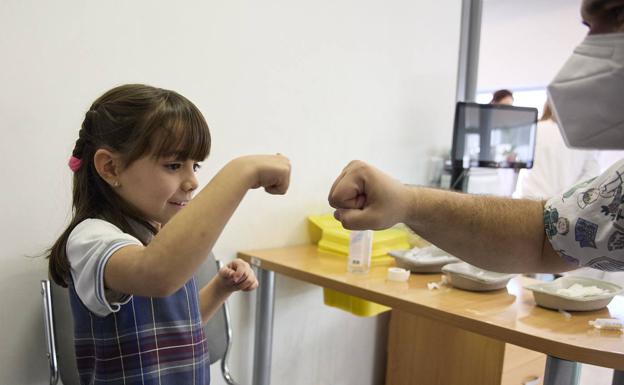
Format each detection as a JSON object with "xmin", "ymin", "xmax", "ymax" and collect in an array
[
  {"xmin": 193, "ymin": 163, "xmax": 202, "ymax": 172},
  {"xmin": 165, "ymin": 163, "xmax": 182, "ymax": 171}
]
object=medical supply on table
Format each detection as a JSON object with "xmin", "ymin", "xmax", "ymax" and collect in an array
[
  {"xmin": 427, "ymin": 282, "xmax": 441, "ymax": 290},
  {"xmin": 441, "ymin": 262, "xmax": 516, "ymax": 292},
  {"xmin": 556, "ymin": 283, "xmax": 607, "ymax": 297},
  {"xmin": 308, "ymin": 214, "xmax": 407, "ymax": 317},
  {"xmin": 525, "ymin": 276, "xmax": 623, "ymax": 311},
  {"xmin": 348, "ymin": 230, "xmax": 373, "ymax": 273},
  {"xmin": 390, "ymin": 245, "xmax": 459, "ymax": 273},
  {"xmin": 387, "ymin": 267, "xmax": 410, "ymax": 282},
  {"xmin": 427, "ymin": 275, "xmax": 448, "ymax": 290},
  {"xmin": 308, "ymin": 214, "xmax": 410, "ymax": 317},
  {"xmin": 307, "ymin": 214, "xmax": 409, "ymax": 264},
  {"xmin": 588, "ymin": 318, "xmax": 624, "ymax": 330}
]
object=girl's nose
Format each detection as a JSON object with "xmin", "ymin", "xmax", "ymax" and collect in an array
[{"xmin": 183, "ymin": 174, "xmax": 198, "ymax": 192}]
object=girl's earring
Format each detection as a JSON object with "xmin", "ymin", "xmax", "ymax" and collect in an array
[{"xmin": 113, "ymin": 181, "xmax": 121, "ymax": 188}]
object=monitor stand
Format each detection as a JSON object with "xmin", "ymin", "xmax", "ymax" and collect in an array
[{"xmin": 450, "ymin": 165, "xmax": 469, "ymax": 192}]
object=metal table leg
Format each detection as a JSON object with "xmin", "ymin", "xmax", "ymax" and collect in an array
[
  {"xmin": 544, "ymin": 356, "xmax": 581, "ymax": 385},
  {"xmin": 613, "ymin": 370, "xmax": 624, "ymax": 385},
  {"xmin": 252, "ymin": 268, "xmax": 275, "ymax": 385}
]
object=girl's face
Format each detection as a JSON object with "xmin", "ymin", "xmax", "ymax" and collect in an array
[{"xmin": 116, "ymin": 155, "xmax": 201, "ymax": 225}]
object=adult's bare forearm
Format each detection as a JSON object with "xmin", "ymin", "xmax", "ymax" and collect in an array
[{"xmin": 403, "ymin": 187, "xmax": 567, "ymax": 273}]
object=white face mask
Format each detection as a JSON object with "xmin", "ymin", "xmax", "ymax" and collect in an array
[{"xmin": 547, "ymin": 33, "xmax": 624, "ymax": 149}]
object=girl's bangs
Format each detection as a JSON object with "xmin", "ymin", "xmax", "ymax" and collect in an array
[{"xmin": 147, "ymin": 99, "xmax": 211, "ymax": 161}]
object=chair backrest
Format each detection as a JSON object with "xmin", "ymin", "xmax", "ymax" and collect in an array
[
  {"xmin": 41, "ymin": 253, "xmax": 237, "ymax": 385},
  {"xmin": 196, "ymin": 256, "xmax": 228, "ymax": 365},
  {"xmin": 41, "ymin": 278, "xmax": 80, "ymax": 385}
]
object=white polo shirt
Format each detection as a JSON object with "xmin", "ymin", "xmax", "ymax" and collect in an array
[{"xmin": 66, "ymin": 218, "xmax": 143, "ymax": 317}]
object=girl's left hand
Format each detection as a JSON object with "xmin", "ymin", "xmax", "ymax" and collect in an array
[{"xmin": 217, "ymin": 258, "xmax": 259, "ymax": 292}]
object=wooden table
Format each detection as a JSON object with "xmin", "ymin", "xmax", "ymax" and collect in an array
[{"xmin": 238, "ymin": 245, "xmax": 624, "ymax": 385}]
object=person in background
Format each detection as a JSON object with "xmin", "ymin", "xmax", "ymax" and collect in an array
[
  {"xmin": 514, "ymin": 100, "xmax": 600, "ymax": 200},
  {"xmin": 489, "ymin": 88, "xmax": 516, "ymax": 196},
  {"xmin": 489, "ymin": 89, "xmax": 514, "ymax": 105},
  {"xmin": 328, "ymin": 0, "xmax": 624, "ymax": 273}
]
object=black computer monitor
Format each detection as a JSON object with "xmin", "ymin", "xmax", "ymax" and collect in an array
[{"xmin": 451, "ymin": 102, "xmax": 538, "ymax": 170}]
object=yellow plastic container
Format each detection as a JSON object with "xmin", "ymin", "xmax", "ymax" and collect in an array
[
  {"xmin": 323, "ymin": 288, "xmax": 390, "ymax": 317},
  {"xmin": 308, "ymin": 214, "xmax": 409, "ymax": 261},
  {"xmin": 308, "ymin": 214, "xmax": 408, "ymax": 317}
]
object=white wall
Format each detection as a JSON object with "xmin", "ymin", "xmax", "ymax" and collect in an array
[
  {"xmin": 0, "ymin": 1, "xmax": 461, "ymax": 384},
  {"xmin": 478, "ymin": 0, "xmax": 586, "ymax": 91}
]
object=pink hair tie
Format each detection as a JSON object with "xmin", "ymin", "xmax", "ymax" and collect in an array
[{"xmin": 68, "ymin": 156, "xmax": 82, "ymax": 172}]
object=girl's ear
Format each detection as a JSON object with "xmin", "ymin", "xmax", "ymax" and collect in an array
[{"xmin": 93, "ymin": 149, "xmax": 123, "ymax": 187}]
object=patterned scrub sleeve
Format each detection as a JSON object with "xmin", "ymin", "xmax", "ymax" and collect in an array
[{"xmin": 544, "ymin": 159, "xmax": 624, "ymax": 271}]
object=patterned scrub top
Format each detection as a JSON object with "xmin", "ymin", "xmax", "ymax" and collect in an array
[{"xmin": 545, "ymin": 159, "xmax": 624, "ymax": 271}]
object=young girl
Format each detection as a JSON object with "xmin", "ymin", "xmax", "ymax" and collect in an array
[{"xmin": 47, "ymin": 84, "xmax": 291, "ymax": 385}]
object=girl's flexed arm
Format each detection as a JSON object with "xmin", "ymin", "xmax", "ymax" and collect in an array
[{"xmin": 104, "ymin": 155, "xmax": 289, "ymax": 297}]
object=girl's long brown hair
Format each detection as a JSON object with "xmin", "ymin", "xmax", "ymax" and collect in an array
[{"xmin": 48, "ymin": 84, "xmax": 211, "ymax": 287}]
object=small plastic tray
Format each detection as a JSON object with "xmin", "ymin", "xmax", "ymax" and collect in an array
[
  {"xmin": 525, "ymin": 276, "xmax": 623, "ymax": 311},
  {"xmin": 441, "ymin": 262, "xmax": 516, "ymax": 292},
  {"xmin": 389, "ymin": 247, "xmax": 460, "ymax": 273}
]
